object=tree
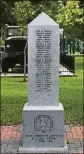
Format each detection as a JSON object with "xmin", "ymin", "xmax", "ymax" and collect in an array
[
  {"xmin": 0, "ymin": 0, "xmax": 15, "ymax": 27},
  {"xmin": 14, "ymin": 1, "xmax": 34, "ymax": 81},
  {"xmin": 56, "ymin": 1, "xmax": 83, "ymax": 40},
  {"xmin": 14, "ymin": 0, "xmax": 61, "ymax": 26},
  {"xmin": 14, "ymin": 1, "xmax": 35, "ymax": 27},
  {"xmin": 0, "ymin": 0, "xmax": 15, "ymax": 45}
]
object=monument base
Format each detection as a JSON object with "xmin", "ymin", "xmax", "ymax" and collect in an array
[
  {"xmin": 19, "ymin": 103, "xmax": 68, "ymax": 153},
  {"xmin": 19, "ymin": 142, "xmax": 68, "ymax": 153}
]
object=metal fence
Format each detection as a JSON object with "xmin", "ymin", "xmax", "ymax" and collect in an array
[
  {"xmin": 59, "ymin": 32, "xmax": 75, "ymax": 75},
  {"xmin": 60, "ymin": 53, "xmax": 75, "ymax": 74},
  {"xmin": 60, "ymin": 33, "xmax": 84, "ymax": 55},
  {"xmin": 0, "ymin": 53, "xmax": 75, "ymax": 76}
]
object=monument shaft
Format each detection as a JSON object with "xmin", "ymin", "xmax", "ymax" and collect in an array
[{"xmin": 28, "ymin": 26, "xmax": 59, "ymax": 106}]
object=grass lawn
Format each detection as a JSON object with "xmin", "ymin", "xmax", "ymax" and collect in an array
[
  {"xmin": 1, "ymin": 57, "xmax": 83, "ymax": 125},
  {"xmin": 59, "ymin": 57, "xmax": 83, "ymax": 125}
]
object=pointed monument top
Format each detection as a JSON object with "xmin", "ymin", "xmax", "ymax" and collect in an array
[{"xmin": 29, "ymin": 12, "xmax": 59, "ymax": 26}]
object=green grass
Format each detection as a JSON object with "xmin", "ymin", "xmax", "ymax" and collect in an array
[
  {"xmin": 1, "ymin": 57, "xmax": 83, "ymax": 125},
  {"xmin": 59, "ymin": 57, "xmax": 83, "ymax": 125},
  {"xmin": 1, "ymin": 78, "xmax": 28, "ymax": 125}
]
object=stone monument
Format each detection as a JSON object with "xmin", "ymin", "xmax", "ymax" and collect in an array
[{"xmin": 19, "ymin": 12, "xmax": 67, "ymax": 153}]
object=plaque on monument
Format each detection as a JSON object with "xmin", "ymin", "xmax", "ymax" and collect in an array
[{"xmin": 19, "ymin": 12, "xmax": 67, "ymax": 153}]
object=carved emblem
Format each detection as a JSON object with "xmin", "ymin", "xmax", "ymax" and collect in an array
[{"xmin": 34, "ymin": 115, "xmax": 53, "ymax": 133}]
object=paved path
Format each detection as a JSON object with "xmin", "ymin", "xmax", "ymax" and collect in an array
[{"xmin": 1, "ymin": 125, "xmax": 83, "ymax": 153}]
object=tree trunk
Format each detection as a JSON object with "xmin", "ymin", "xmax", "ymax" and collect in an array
[{"xmin": 23, "ymin": 41, "xmax": 27, "ymax": 82}]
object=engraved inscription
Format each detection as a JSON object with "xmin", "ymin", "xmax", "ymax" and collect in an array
[
  {"xmin": 25, "ymin": 134, "xmax": 63, "ymax": 143},
  {"xmin": 35, "ymin": 29, "xmax": 52, "ymax": 91},
  {"xmin": 34, "ymin": 115, "xmax": 53, "ymax": 133}
]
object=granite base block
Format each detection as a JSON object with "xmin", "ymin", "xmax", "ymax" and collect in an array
[
  {"xmin": 20, "ymin": 103, "xmax": 67, "ymax": 151},
  {"xmin": 19, "ymin": 142, "xmax": 68, "ymax": 153}
]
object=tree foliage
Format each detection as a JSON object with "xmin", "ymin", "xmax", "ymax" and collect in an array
[
  {"xmin": 56, "ymin": 1, "xmax": 83, "ymax": 39},
  {"xmin": 14, "ymin": 0, "xmax": 61, "ymax": 33},
  {"xmin": 14, "ymin": 0, "xmax": 61, "ymax": 25},
  {"xmin": 1, "ymin": 0, "xmax": 83, "ymax": 40},
  {"xmin": 0, "ymin": 0, "xmax": 15, "ymax": 26}
]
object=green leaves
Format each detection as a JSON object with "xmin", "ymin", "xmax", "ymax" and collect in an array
[
  {"xmin": 1, "ymin": 0, "xmax": 14, "ymax": 26},
  {"xmin": 14, "ymin": 1, "xmax": 34, "ymax": 26},
  {"xmin": 14, "ymin": 1, "xmax": 83, "ymax": 39},
  {"xmin": 56, "ymin": 1, "xmax": 83, "ymax": 39},
  {"xmin": 14, "ymin": 1, "xmax": 61, "ymax": 26}
]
